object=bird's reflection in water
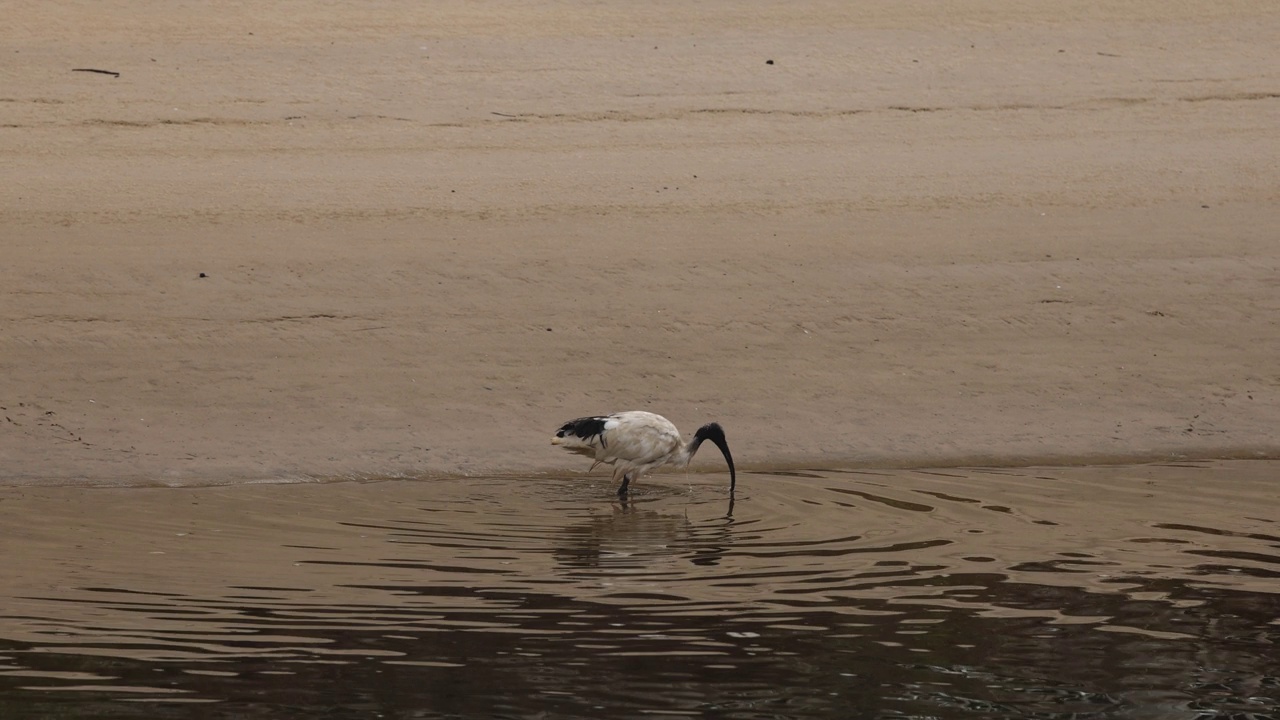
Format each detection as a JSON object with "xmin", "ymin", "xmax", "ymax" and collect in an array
[
  {"xmin": 612, "ymin": 484, "xmax": 735, "ymax": 519},
  {"xmin": 553, "ymin": 498, "xmax": 736, "ymax": 573}
]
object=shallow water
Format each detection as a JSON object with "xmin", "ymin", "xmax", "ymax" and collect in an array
[{"xmin": 0, "ymin": 461, "xmax": 1276, "ymax": 719}]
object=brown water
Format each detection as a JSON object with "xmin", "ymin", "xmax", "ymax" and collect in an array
[{"xmin": 0, "ymin": 461, "xmax": 1276, "ymax": 719}]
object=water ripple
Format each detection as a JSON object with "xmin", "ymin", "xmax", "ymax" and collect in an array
[{"xmin": 0, "ymin": 461, "xmax": 1275, "ymax": 718}]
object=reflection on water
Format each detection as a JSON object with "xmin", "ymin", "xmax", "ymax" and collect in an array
[{"xmin": 0, "ymin": 461, "xmax": 1276, "ymax": 719}]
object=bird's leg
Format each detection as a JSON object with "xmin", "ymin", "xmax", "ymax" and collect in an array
[{"xmin": 616, "ymin": 473, "xmax": 631, "ymax": 498}]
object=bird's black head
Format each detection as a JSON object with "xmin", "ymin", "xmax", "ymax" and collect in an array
[{"xmin": 693, "ymin": 422, "xmax": 736, "ymax": 493}]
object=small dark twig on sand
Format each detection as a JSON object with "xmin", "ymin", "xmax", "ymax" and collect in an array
[{"xmin": 72, "ymin": 68, "xmax": 120, "ymax": 77}]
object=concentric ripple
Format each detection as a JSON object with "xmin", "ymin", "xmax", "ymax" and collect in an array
[{"xmin": 0, "ymin": 461, "xmax": 1276, "ymax": 718}]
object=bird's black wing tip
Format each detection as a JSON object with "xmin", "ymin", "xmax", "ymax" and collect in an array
[{"xmin": 556, "ymin": 416, "xmax": 610, "ymax": 442}]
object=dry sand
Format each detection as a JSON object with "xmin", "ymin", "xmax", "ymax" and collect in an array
[{"xmin": 2, "ymin": 1, "xmax": 1278, "ymax": 485}]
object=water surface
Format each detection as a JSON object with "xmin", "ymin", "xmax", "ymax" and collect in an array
[{"xmin": 0, "ymin": 461, "xmax": 1276, "ymax": 718}]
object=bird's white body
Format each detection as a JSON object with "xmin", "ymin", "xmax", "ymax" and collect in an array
[
  {"xmin": 552, "ymin": 411, "xmax": 736, "ymax": 497},
  {"xmin": 553, "ymin": 411, "xmax": 685, "ymax": 480}
]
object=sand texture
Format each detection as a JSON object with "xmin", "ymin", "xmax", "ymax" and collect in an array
[{"xmin": 2, "ymin": 1, "xmax": 1278, "ymax": 485}]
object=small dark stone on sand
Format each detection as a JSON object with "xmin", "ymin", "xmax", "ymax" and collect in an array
[
  {"xmin": 765, "ymin": 59, "xmax": 774, "ymax": 65},
  {"xmin": 199, "ymin": 272, "xmax": 207, "ymax": 278}
]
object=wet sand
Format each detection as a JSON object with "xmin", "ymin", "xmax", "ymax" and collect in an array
[{"xmin": 3, "ymin": 2, "xmax": 1280, "ymax": 485}]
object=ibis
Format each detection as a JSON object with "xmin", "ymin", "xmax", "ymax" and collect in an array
[{"xmin": 552, "ymin": 411, "xmax": 736, "ymax": 497}]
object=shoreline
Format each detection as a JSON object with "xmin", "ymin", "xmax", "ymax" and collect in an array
[{"xmin": 2, "ymin": 449, "xmax": 1274, "ymax": 490}]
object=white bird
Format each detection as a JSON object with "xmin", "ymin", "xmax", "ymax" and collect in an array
[{"xmin": 551, "ymin": 411, "xmax": 736, "ymax": 497}]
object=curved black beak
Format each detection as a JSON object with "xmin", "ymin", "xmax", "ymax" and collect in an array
[{"xmin": 693, "ymin": 422, "xmax": 736, "ymax": 494}]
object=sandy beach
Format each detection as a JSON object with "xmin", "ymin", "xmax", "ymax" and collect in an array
[
  {"xmin": 2, "ymin": 7, "xmax": 1279, "ymax": 714},
  {"xmin": 3, "ymin": 0, "xmax": 1278, "ymax": 485}
]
